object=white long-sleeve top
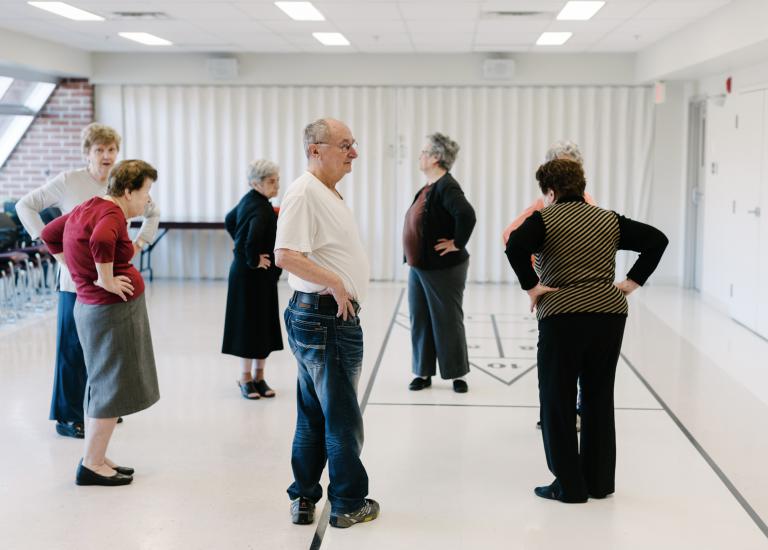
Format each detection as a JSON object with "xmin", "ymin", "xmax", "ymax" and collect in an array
[{"xmin": 16, "ymin": 168, "xmax": 161, "ymax": 293}]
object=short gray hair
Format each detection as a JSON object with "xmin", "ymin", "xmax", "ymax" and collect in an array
[
  {"xmin": 545, "ymin": 141, "xmax": 583, "ymax": 165},
  {"xmin": 303, "ymin": 119, "xmax": 332, "ymax": 159},
  {"xmin": 426, "ymin": 132, "xmax": 460, "ymax": 171},
  {"xmin": 247, "ymin": 159, "xmax": 279, "ymax": 185}
]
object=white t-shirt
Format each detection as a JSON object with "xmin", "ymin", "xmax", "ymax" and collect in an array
[
  {"xmin": 275, "ymin": 171, "xmax": 369, "ymax": 303},
  {"xmin": 16, "ymin": 168, "xmax": 161, "ymax": 293}
]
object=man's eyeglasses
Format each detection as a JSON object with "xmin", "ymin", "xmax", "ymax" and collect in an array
[{"xmin": 315, "ymin": 141, "xmax": 358, "ymax": 153}]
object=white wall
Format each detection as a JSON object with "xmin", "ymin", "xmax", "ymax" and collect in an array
[
  {"xmin": 0, "ymin": 28, "xmax": 90, "ymax": 78},
  {"xmin": 645, "ymin": 81, "xmax": 693, "ymax": 286},
  {"xmin": 636, "ymin": 0, "xmax": 768, "ymax": 83},
  {"xmin": 90, "ymin": 52, "xmax": 637, "ymax": 87}
]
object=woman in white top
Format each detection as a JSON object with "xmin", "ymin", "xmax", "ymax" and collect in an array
[{"xmin": 16, "ymin": 123, "xmax": 160, "ymax": 439}]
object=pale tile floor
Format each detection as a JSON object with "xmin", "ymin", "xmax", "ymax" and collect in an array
[{"xmin": 0, "ymin": 282, "xmax": 766, "ymax": 550}]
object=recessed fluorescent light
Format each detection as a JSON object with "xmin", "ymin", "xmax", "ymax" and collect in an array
[
  {"xmin": 118, "ymin": 32, "xmax": 173, "ymax": 46},
  {"xmin": 557, "ymin": 1, "xmax": 605, "ymax": 21},
  {"xmin": 313, "ymin": 32, "xmax": 350, "ymax": 46},
  {"xmin": 274, "ymin": 1, "xmax": 325, "ymax": 21},
  {"xmin": 28, "ymin": 2, "xmax": 104, "ymax": 21},
  {"xmin": 536, "ymin": 32, "xmax": 573, "ymax": 46}
]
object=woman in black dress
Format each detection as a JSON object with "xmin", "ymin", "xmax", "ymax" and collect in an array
[{"xmin": 222, "ymin": 159, "xmax": 283, "ymax": 399}]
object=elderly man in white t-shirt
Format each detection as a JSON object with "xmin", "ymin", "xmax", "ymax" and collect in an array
[{"xmin": 275, "ymin": 118, "xmax": 379, "ymax": 529}]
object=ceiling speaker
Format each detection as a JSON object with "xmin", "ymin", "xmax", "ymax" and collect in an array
[
  {"xmin": 482, "ymin": 58, "xmax": 515, "ymax": 81},
  {"xmin": 207, "ymin": 57, "xmax": 239, "ymax": 80}
]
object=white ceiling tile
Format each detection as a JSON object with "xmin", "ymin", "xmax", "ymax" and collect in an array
[
  {"xmin": 334, "ymin": 20, "xmax": 409, "ymax": 33},
  {"xmin": 545, "ymin": 19, "xmax": 626, "ymax": 34},
  {"xmin": 260, "ymin": 20, "xmax": 337, "ymax": 33},
  {"xmin": 407, "ymin": 19, "xmax": 477, "ymax": 33},
  {"xmin": 357, "ymin": 43, "xmax": 413, "ymax": 52},
  {"xmin": 473, "ymin": 43, "xmax": 532, "ymax": 52},
  {"xmin": 344, "ymin": 32, "xmax": 412, "ymax": 46},
  {"xmin": 479, "ymin": 0, "xmax": 564, "ymax": 12},
  {"xmin": 314, "ymin": 2, "xmax": 402, "ymax": 20},
  {"xmin": 399, "ymin": 2, "xmax": 480, "ymax": 20},
  {"xmin": 187, "ymin": 19, "xmax": 271, "ymax": 33},
  {"xmin": 158, "ymin": 3, "xmax": 254, "ymax": 21},
  {"xmin": 594, "ymin": 1, "xmax": 649, "ymax": 19},
  {"xmin": 476, "ymin": 18, "xmax": 550, "ymax": 34},
  {"xmin": 0, "ymin": 0, "xmax": 737, "ymax": 54},
  {"xmin": 232, "ymin": 2, "xmax": 291, "ymax": 21},
  {"xmin": 634, "ymin": 0, "xmax": 731, "ymax": 19},
  {"xmin": 410, "ymin": 31, "xmax": 474, "ymax": 45},
  {"xmin": 601, "ymin": 17, "xmax": 690, "ymax": 43},
  {"xmin": 475, "ymin": 30, "xmax": 541, "ymax": 45}
]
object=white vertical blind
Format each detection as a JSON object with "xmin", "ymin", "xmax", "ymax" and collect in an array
[{"xmin": 118, "ymin": 84, "xmax": 654, "ymax": 282}]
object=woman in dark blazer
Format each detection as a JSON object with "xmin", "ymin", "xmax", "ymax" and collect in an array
[
  {"xmin": 222, "ymin": 160, "xmax": 283, "ymax": 399},
  {"xmin": 506, "ymin": 159, "xmax": 668, "ymax": 503},
  {"xmin": 403, "ymin": 132, "xmax": 476, "ymax": 393}
]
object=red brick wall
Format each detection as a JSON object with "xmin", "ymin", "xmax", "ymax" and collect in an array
[{"xmin": 0, "ymin": 79, "xmax": 94, "ymax": 199}]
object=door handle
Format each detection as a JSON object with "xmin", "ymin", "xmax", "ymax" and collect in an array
[{"xmin": 747, "ymin": 207, "xmax": 761, "ymax": 217}]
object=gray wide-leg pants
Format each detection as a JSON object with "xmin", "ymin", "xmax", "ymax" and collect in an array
[{"xmin": 408, "ymin": 259, "xmax": 470, "ymax": 380}]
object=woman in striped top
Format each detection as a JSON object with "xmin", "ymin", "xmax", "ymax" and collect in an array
[{"xmin": 505, "ymin": 159, "xmax": 668, "ymax": 503}]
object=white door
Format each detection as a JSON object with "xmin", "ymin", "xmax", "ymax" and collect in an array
[
  {"xmin": 729, "ymin": 91, "xmax": 764, "ymax": 329},
  {"xmin": 758, "ymin": 94, "xmax": 768, "ymax": 338},
  {"xmin": 700, "ymin": 96, "xmax": 737, "ymax": 303}
]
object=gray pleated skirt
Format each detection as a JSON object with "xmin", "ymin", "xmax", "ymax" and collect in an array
[{"xmin": 73, "ymin": 293, "xmax": 160, "ymax": 418}]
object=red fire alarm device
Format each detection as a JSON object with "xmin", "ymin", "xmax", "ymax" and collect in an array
[{"xmin": 726, "ymin": 77, "xmax": 732, "ymax": 94}]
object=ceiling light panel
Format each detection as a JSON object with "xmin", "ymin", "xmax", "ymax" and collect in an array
[
  {"xmin": 557, "ymin": 1, "xmax": 606, "ymax": 21},
  {"xmin": 536, "ymin": 32, "xmax": 573, "ymax": 46},
  {"xmin": 118, "ymin": 32, "xmax": 173, "ymax": 46},
  {"xmin": 312, "ymin": 32, "xmax": 350, "ymax": 46},
  {"xmin": 274, "ymin": 2, "xmax": 325, "ymax": 21},
  {"xmin": 27, "ymin": 2, "xmax": 104, "ymax": 21}
]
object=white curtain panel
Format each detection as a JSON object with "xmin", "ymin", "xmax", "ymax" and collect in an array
[{"xmin": 119, "ymin": 85, "xmax": 654, "ymax": 282}]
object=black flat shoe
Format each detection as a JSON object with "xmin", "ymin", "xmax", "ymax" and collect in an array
[
  {"xmin": 117, "ymin": 417, "xmax": 124, "ymax": 424},
  {"xmin": 113, "ymin": 465, "xmax": 134, "ymax": 476},
  {"xmin": 238, "ymin": 380, "xmax": 261, "ymax": 400},
  {"xmin": 452, "ymin": 379, "xmax": 468, "ymax": 393},
  {"xmin": 56, "ymin": 421, "xmax": 84, "ymax": 439},
  {"xmin": 76, "ymin": 460, "xmax": 133, "ymax": 486},
  {"xmin": 254, "ymin": 379, "xmax": 276, "ymax": 398},
  {"xmin": 408, "ymin": 377, "xmax": 431, "ymax": 391},
  {"xmin": 534, "ymin": 482, "xmax": 587, "ymax": 503}
]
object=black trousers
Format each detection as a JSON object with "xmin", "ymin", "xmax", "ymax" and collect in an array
[
  {"xmin": 537, "ymin": 313, "xmax": 626, "ymax": 500},
  {"xmin": 408, "ymin": 260, "xmax": 470, "ymax": 380}
]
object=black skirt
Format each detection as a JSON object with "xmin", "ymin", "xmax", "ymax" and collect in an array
[{"xmin": 222, "ymin": 258, "xmax": 284, "ymax": 359}]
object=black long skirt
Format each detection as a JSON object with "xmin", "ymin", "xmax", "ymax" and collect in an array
[{"xmin": 222, "ymin": 259, "xmax": 284, "ymax": 359}]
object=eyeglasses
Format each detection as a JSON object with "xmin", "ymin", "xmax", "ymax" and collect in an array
[{"xmin": 315, "ymin": 141, "xmax": 358, "ymax": 153}]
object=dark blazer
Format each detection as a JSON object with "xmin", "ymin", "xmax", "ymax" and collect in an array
[
  {"xmin": 406, "ymin": 172, "xmax": 476, "ymax": 270},
  {"xmin": 225, "ymin": 189, "xmax": 281, "ymax": 277}
]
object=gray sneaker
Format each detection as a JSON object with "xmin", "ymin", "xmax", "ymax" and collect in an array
[
  {"xmin": 329, "ymin": 499, "xmax": 380, "ymax": 528},
  {"xmin": 290, "ymin": 497, "xmax": 315, "ymax": 525}
]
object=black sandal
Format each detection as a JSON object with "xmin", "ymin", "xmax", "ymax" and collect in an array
[
  {"xmin": 254, "ymin": 379, "xmax": 276, "ymax": 398},
  {"xmin": 238, "ymin": 380, "xmax": 261, "ymax": 400}
]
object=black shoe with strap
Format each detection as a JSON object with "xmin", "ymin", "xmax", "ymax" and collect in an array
[
  {"xmin": 408, "ymin": 377, "xmax": 431, "ymax": 391},
  {"xmin": 254, "ymin": 379, "xmax": 276, "ymax": 398},
  {"xmin": 452, "ymin": 379, "xmax": 468, "ymax": 393},
  {"xmin": 56, "ymin": 421, "xmax": 84, "ymax": 439},
  {"xmin": 238, "ymin": 380, "xmax": 261, "ymax": 400}
]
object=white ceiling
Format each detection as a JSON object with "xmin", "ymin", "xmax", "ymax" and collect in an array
[{"xmin": 0, "ymin": 0, "xmax": 734, "ymax": 54}]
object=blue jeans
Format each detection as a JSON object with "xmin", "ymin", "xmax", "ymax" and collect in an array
[
  {"xmin": 285, "ymin": 291, "xmax": 368, "ymax": 514},
  {"xmin": 51, "ymin": 291, "xmax": 87, "ymax": 423}
]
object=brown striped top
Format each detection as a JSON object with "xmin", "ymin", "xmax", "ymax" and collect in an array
[{"xmin": 505, "ymin": 196, "xmax": 669, "ymax": 321}]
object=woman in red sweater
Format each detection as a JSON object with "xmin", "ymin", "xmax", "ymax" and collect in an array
[{"xmin": 41, "ymin": 160, "xmax": 160, "ymax": 486}]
